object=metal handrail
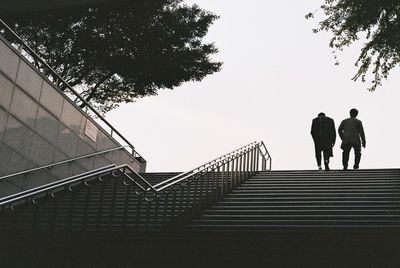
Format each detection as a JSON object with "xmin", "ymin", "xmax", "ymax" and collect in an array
[
  {"xmin": 0, "ymin": 19, "xmax": 144, "ymax": 160},
  {"xmin": 153, "ymin": 141, "xmax": 259, "ymax": 191},
  {"xmin": 0, "ymin": 164, "xmax": 154, "ymax": 209},
  {"xmin": 0, "ymin": 165, "xmax": 116, "ymax": 207},
  {"xmin": 258, "ymin": 141, "xmax": 272, "ymax": 170},
  {"xmin": 0, "ymin": 141, "xmax": 272, "ymax": 228},
  {"xmin": 0, "ymin": 146, "xmax": 130, "ymax": 182}
]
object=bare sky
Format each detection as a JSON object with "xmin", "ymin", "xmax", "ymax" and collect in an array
[{"xmin": 108, "ymin": 0, "xmax": 400, "ymax": 172}]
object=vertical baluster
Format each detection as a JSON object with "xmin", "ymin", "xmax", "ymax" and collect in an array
[
  {"xmin": 183, "ymin": 180, "xmax": 191, "ymax": 226},
  {"xmin": 251, "ymin": 148, "xmax": 255, "ymax": 174},
  {"xmin": 253, "ymin": 148, "xmax": 256, "ymax": 173},
  {"xmin": 198, "ymin": 173, "xmax": 205, "ymax": 214},
  {"xmin": 50, "ymin": 195, "xmax": 59, "ymax": 231},
  {"xmin": 221, "ymin": 163, "xmax": 225, "ymax": 196},
  {"xmin": 32, "ymin": 202, "xmax": 40, "ymax": 231},
  {"xmin": 97, "ymin": 182, "xmax": 105, "ymax": 231},
  {"xmin": 235, "ymin": 156, "xmax": 239, "ymax": 186},
  {"xmin": 205, "ymin": 170, "xmax": 211, "ymax": 209},
  {"xmin": 193, "ymin": 175, "xmax": 198, "ymax": 215},
  {"xmin": 67, "ymin": 188, "xmax": 76, "ymax": 230},
  {"xmin": 231, "ymin": 157, "xmax": 235, "ymax": 188},
  {"xmin": 212, "ymin": 167, "xmax": 217, "ymax": 204},
  {"xmin": 83, "ymin": 185, "xmax": 91, "ymax": 231},
  {"xmin": 226, "ymin": 161, "xmax": 230, "ymax": 193},
  {"xmin": 239, "ymin": 153, "xmax": 243, "ymax": 183},
  {"xmin": 246, "ymin": 150, "xmax": 250, "ymax": 180},
  {"xmin": 255, "ymin": 148, "xmax": 258, "ymax": 172},
  {"xmin": 170, "ymin": 186, "xmax": 177, "ymax": 226},
  {"xmin": 145, "ymin": 197, "xmax": 151, "ymax": 229},
  {"xmin": 163, "ymin": 192, "xmax": 170, "ymax": 226},
  {"xmin": 153, "ymin": 196, "xmax": 160, "ymax": 227},
  {"xmin": 123, "ymin": 184, "xmax": 130, "ymax": 231},
  {"xmin": 136, "ymin": 193, "xmax": 143, "ymax": 227},
  {"xmin": 109, "ymin": 178, "xmax": 118, "ymax": 231},
  {"xmin": 177, "ymin": 184, "xmax": 184, "ymax": 226}
]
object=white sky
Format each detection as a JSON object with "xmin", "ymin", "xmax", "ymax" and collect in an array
[{"xmin": 107, "ymin": 0, "xmax": 400, "ymax": 172}]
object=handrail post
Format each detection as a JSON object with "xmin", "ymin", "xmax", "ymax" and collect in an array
[
  {"xmin": 170, "ymin": 186, "xmax": 177, "ymax": 226},
  {"xmin": 262, "ymin": 154, "xmax": 266, "ymax": 171},
  {"xmin": 246, "ymin": 149, "xmax": 250, "ymax": 179},
  {"xmin": 256, "ymin": 146, "xmax": 260, "ymax": 172},
  {"xmin": 211, "ymin": 168, "xmax": 216, "ymax": 204},
  {"xmin": 193, "ymin": 175, "xmax": 199, "ymax": 218},
  {"xmin": 250, "ymin": 148, "xmax": 254, "ymax": 174},
  {"xmin": 178, "ymin": 184, "xmax": 184, "ymax": 226},
  {"xmin": 231, "ymin": 157, "xmax": 236, "ymax": 189},
  {"xmin": 235, "ymin": 154, "xmax": 242, "ymax": 184},
  {"xmin": 253, "ymin": 147, "xmax": 257, "ymax": 173},
  {"xmin": 226, "ymin": 160, "xmax": 230, "ymax": 193},
  {"xmin": 220, "ymin": 163, "xmax": 225, "ymax": 196},
  {"xmin": 240, "ymin": 153, "xmax": 245, "ymax": 182},
  {"xmin": 254, "ymin": 146, "xmax": 258, "ymax": 172},
  {"xmin": 242, "ymin": 152, "xmax": 246, "ymax": 181}
]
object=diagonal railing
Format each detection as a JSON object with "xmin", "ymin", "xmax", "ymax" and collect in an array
[
  {"xmin": 0, "ymin": 165, "xmax": 117, "ymax": 210},
  {"xmin": 0, "ymin": 141, "xmax": 272, "ymax": 228},
  {"xmin": 0, "ymin": 19, "xmax": 144, "ymax": 161},
  {"xmin": 0, "ymin": 146, "xmax": 130, "ymax": 182}
]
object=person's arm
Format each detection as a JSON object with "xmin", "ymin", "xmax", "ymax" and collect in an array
[
  {"xmin": 338, "ymin": 121, "xmax": 344, "ymax": 140},
  {"xmin": 359, "ymin": 121, "xmax": 366, "ymax": 148},
  {"xmin": 311, "ymin": 119, "xmax": 317, "ymax": 141},
  {"xmin": 331, "ymin": 119, "xmax": 336, "ymax": 146}
]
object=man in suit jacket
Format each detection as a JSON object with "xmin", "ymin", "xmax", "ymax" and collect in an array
[
  {"xmin": 311, "ymin": 112, "xmax": 336, "ymax": 171},
  {"xmin": 338, "ymin": 108, "xmax": 366, "ymax": 170}
]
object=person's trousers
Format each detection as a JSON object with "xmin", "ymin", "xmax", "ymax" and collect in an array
[
  {"xmin": 315, "ymin": 147, "xmax": 331, "ymax": 166},
  {"xmin": 342, "ymin": 143, "xmax": 361, "ymax": 168}
]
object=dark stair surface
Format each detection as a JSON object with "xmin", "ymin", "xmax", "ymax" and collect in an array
[
  {"xmin": 2, "ymin": 169, "xmax": 400, "ymax": 267},
  {"xmin": 191, "ymin": 169, "xmax": 400, "ymax": 229}
]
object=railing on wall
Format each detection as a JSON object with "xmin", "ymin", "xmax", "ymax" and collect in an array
[
  {"xmin": 0, "ymin": 19, "xmax": 144, "ymax": 161},
  {"xmin": 0, "ymin": 141, "xmax": 271, "ymax": 228},
  {"xmin": 0, "ymin": 146, "xmax": 130, "ymax": 182}
]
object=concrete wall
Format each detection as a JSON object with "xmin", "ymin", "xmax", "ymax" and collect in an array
[{"xmin": 0, "ymin": 36, "xmax": 145, "ymax": 196}]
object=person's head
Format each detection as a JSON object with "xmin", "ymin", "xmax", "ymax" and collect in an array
[
  {"xmin": 350, "ymin": 108, "xmax": 358, "ymax": 118},
  {"xmin": 318, "ymin": 112, "xmax": 325, "ymax": 118}
]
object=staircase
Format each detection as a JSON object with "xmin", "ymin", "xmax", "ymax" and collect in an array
[
  {"xmin": 1, "ymin": 168, "xmax": 400, "ymax": 266},
  {"xmin": 192, "ymin": 169, "xmax": 400, "ymax": 228}
]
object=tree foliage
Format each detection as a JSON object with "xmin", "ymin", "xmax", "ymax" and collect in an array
[
  {"xmin": 4, "ymin": 0, "xmax": 222, "ymax": 112},
  {"xmin": 306, "ymin": 0, "xmax": 400, "ymax": 91}
]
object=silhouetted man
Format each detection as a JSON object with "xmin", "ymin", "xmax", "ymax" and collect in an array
[
  {"xmin": 311, "ymin": 112, "xmax": 336, "ymax": 171},
  {"xmin": 338, "ymin": 108, "xmax": 366, "ymax": 170}
]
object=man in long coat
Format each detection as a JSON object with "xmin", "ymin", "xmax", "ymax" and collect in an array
[
  {"xmin": 338, "ymin": 108, "xmax": 366, "ymax": 170},
  {"xmin": 311, "ymin": 112, "xmax": 336, "ymax": 171}
]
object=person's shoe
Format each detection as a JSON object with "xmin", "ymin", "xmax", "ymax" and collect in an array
[
  {"xmin": 353, "ymin": 165, "xmax": 359, "ymax": 170},
  {"xmin": 318, "ymin": 166, "xmax": 322, "ymax": 171},
  {"xmin": 343, "ymin": 166, "xmax": 348, "ymax": 171},
  {"xmin": 324, "ymin": 163, "xmax": 330, "ymax": 171}
]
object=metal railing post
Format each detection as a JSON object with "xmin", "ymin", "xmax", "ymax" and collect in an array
[
  {"xmin": 231, "ymin": 156, "xmax": 236, "ymax": 189},
  {"xmin": 235, "ymin": 154, "xmax": 242, "ymax": 185},
  {"xmin": 221, "ymin": 162, "xmax": 226, "ymax": 196},
  {"xmin": 170, "ymin": 187, "xmax": 177, "ymax": 226},
  {"xmin": 246, "ymin": 149, "xmax": 250, "ymax": 179},
  {"xmin": 240, "ymin": 153, "xmax": 244, "ymax": 182},
  {"xmin": 252, "ymin": 147, "xmax": 256, "ymax": 173},
  {"xmin": 226, "ymin": 160, "xmax": 230, "ymax": 193}
]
